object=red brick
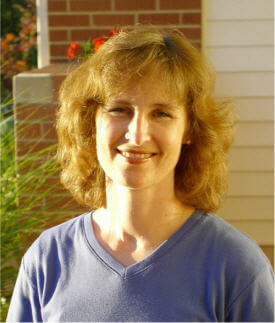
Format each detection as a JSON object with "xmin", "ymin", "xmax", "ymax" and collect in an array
[
  {"xmin": 182, "ymin": 13, "xmax": 201, "ymax": 24},
  {"xmin": 43, "ymin": 123, "xmax": 57, "ymax": 139},
  {"xmin": 15, "ymin": 105, "xmax": 57, "ymax": 121},
  {"xmin": 45, "ymin": 194, "xmax": 84, "ymax": 211},
  {"xmin": 93, "ymin": 14, "xmax": 134, "ymax": 26},
  {"xmin": 53, "ymin": 75, "xmax": 67, "ymax": 101},
  {"xmin": 70, "ymin": 0, "xmax": 111, "ymax": 11},
  {"xmin": 17, "ymin": 157, "xmax": 45, "ymax": 171},
  {"xmin": 115, "ymin": 0, "xmax": 155, "ymax": 10},
  {"xmin": 16, "ymin": 140, "xmax": 57, "ymax": 157},
  {"xmin": 50, "ymin": 44, "xmax": 69, "ymax": 56},
  {"xmin": 138, "ymin": 13, "xmax": 179, "ymax": 25},
  {"xmin": 17, "ymin": 123, "xmax": 42, "ymax": 139},
  {"xmin": 17, "ymin": 195, "xmax": 44, "ymax": 211},
  {"xmin": 160, "ymin": 0, "xmax": 201, "ymax": 10},
  {"xmin": 51, "ymin": 58, "xmax": 68, "ymax": 63},
  {"xmin": 17, "ymin": 233, "xmax": 37, "ymax": 259},
  {"xmin": 23, "ymin": 64, "xmax": 68, "ymax": 74},
  {"xmin": 179, "ymin": 28, "xmax": 201, "ymax": 40},
  {"xmin": 20, "ymin": 232, "xmax": 41, "ymax": 255},
  {"xmin": 40, "ymin": 212, "xmax": 84, "ymax": 229},
  {"xmin": 40, "ymin": 214, "xmax": 75, "ymax": 230},
  {"xmin": 36, "ymin": 177, "xmax": 65, "ymax": 194},
  {"xmin": 49, "ymin": 15, "xmax": 90, "ymax": 27},
  {"xmin": 50, "ymin": 30, "xmax": 68, "ymax": 41},
  {"xmin": 48, "ymin": 1, "xmax": 67, "ymax": 11},
  {"xmin": 71, "ymin": 28, "xmax": 109, "ymax": 41},
  {"xmin": 17, "ymin": 158, "xmax": 57, "ymax": 178}
]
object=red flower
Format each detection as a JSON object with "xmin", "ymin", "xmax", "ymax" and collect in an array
[
  {"xmin": 1, "ymin": 40, "xmax": 7, "ymax": 51},
  {"xmin": 109, "ymin": 29, "xmax": 117, "ymax": 37},
  {"xmin": 92, "ymin": 35, "xmax": 106, "ymax": 52},
  {"xmin": 6, "ymin": 33, "xmax": 16, "ymax": 42},
  {"xmin": 66, "ymin": 29, "xmax": 124, "ymax": 60},
  {"xmin": 67, "ymin": 42, "xmax": 80, "ymax": 59}
]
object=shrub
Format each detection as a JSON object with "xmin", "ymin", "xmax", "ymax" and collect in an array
[
  {"xmin": 0, "ymin": 101, "xmax": 61, "ymax": 321},
  {"xmin": 1, "ymin": 0, "xmax": 37, "ymax": 102}
]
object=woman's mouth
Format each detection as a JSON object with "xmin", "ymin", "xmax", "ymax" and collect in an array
[
  {"xmin": 117, "ymin": 149, "xmax": 156, "ymax": 163},
  {"xmin": 120, "ymin": 151, "xmax": 153, "ymax": 159}
]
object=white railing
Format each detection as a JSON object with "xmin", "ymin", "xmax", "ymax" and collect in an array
[{"xmin": 36, "ymin": 0, "xmax": 50, "ymax": 68}]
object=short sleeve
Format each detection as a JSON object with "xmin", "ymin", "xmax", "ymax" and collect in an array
[
  {"xmin": 226, "ymin": 263, "xmax": 274, "ymax": 322},
  {"xmin": 6, "ymin": 258, "xmax": 42, "ymax": 322}
]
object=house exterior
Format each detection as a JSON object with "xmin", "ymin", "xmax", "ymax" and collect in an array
[{"xmin": 14, "ymin": 0, "xmax": 274, "ymax": 263}]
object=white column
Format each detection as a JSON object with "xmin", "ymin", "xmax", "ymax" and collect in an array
[{"xmin": 36, "ymin": 0, "xmax": 50, "ymax": 68}]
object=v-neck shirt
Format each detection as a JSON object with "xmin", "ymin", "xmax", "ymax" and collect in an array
[
  {"xmin": 85, "ymin": 209, "xmax": 204, "ymax": 278},
  {"xmin": 7, "ymin": 210, "xmax": 274, "ymax": 322}
]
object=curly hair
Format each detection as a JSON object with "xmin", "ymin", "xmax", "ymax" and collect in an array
[{"xmin": 57, "ymin": 25, "xmax": 237, "ymax": 212}]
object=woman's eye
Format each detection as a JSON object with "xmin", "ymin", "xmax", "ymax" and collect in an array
[
  {"xmin": 153, "ymin": 110, "xmax": 172, "ymax": 118},
  {"xmin": 106, "ymin": 107, "xmax": 130, "ymax": 116}
]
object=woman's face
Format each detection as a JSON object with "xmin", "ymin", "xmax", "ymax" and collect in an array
[{"xmin": 95, "ymin": 75, "xmax": 188, "ymax": 191}]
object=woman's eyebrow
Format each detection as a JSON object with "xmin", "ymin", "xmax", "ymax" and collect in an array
[
  {"xmin": 106, "ymin": 100, "xmax": 130, "ymax": 106},
  {"xmin": 152, "ymin": 103, "xmax": 180, "ymax": 111},
  {"xmin": 108, "ymin": 100, "xmax": 181, "ymax": 111}
]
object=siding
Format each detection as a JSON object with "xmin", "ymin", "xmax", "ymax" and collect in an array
[{"xmin": 202, "ymin": 0, "xmax": 274, "ymax": 245}]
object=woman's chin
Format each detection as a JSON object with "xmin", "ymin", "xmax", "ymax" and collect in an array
[{"xmin": 107, "ymin": 175, "xmax": 153, "ymax": 191}]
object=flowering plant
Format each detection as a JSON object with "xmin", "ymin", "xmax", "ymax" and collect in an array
[
  {"xmin": 67, "ymin": 29, "xmax": 118, "ymax": 60},
  {"xmin": 1, "ymin": 0, "xmax": 37, "ymax": 100}
]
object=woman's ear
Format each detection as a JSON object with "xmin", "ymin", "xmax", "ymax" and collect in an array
[{"xmin": 182, "ymin": 134, "xmax": 191, "ymax": 145}]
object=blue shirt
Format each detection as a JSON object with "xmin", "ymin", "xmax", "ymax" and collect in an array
[{"xmin": 7, "ymin": 210, "xmax": 274, "ymax": 322}]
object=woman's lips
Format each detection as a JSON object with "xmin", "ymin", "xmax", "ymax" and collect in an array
[{"xmin": 117, "ymin": 149, "xmax": 156, "ymax": 163}]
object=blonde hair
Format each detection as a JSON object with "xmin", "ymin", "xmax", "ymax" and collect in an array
[{"xmin": 57, "ymin": 25, "xmax": 237, "ymax": 212}]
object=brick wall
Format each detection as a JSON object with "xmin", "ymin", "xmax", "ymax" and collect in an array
[
  {"xmin": 14, "ymin": 64, "xmax": 88, "ymax": 241},
  {"xmin": 48, "ymin": 0, "xmax": 201, "ymax": 62}
]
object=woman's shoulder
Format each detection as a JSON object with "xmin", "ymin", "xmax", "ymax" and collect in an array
[
  {"xmin": 22, "ymin": 212, "xmax": 92, "ymax": 266},
  {"xmin": 196, "ymin": 211, "xmax": 271, "ymax": 270},
  {"xmin": 38, "ymin": 211, "xmax": 89, "ymax": 241}
]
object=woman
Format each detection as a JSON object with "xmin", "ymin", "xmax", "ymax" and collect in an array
[{"xmin": 7, "ymin": 26, "xmax": 274, "ymax": 322}]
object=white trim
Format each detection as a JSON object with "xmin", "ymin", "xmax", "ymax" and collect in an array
[
  {"xmin": 36, "ymin": 0, "xmax": 50, "ymax": 68},
  {"xmin": 201, "ymin": 0, "xmax": 208, "ymax": 53}
]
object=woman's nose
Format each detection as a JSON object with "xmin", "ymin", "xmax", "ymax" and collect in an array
[{"xmin": 125, "ymin": 113, "xmax": 150, "ymax": 145}]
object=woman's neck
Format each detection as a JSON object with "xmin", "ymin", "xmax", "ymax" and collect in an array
[{"xmin": 94, "ymin": 176, "xmax": 195, "ymax": 251}]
